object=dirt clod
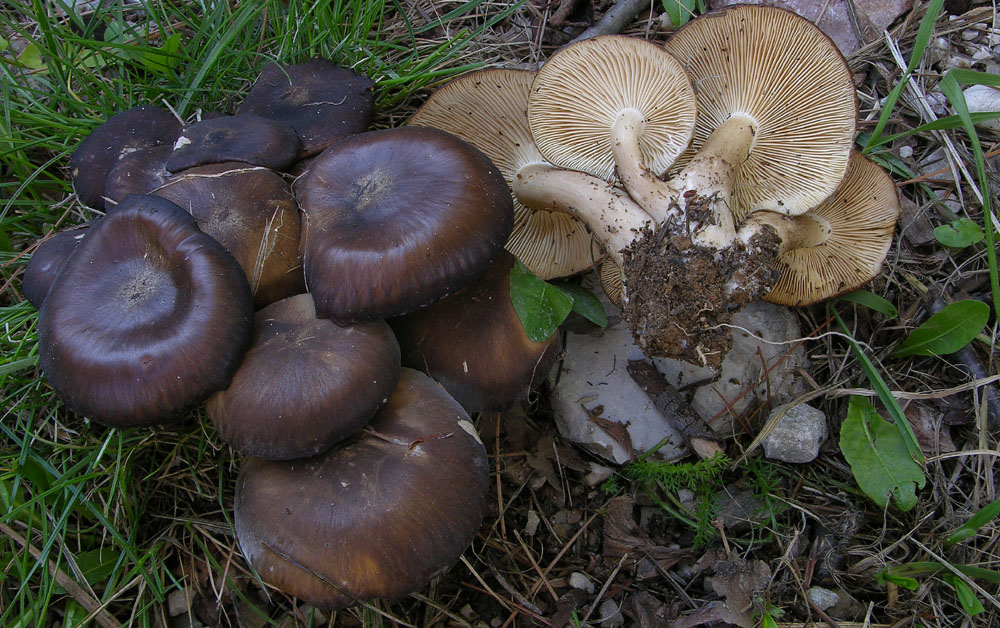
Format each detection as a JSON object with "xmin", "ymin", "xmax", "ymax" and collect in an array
[{"xmin": 621, "ymin": 223, "xmax": 781, "ymax": 367}]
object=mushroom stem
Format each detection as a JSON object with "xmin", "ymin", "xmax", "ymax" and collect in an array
[
  {"xmin": 512, "ymin": 162, "xmax": 653, "ymax": 266},
  {"xmin": 737, "ymin": 210, "xmax": 832, "ymax": 254},
  {"xmin": 610, "ymin": 113, "xmax": 756, "ymax": 250}
]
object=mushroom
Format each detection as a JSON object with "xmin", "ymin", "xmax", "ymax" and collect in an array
[
  {"xmin": 408, "ymin": 68, "xmax": 603, "ymax": 279},
  {"xmin": 22, "ymin": 225, "xmax": 90, "ymax": 308},
  {"xmin": 390, "ymin": 251, "xmax": 562, "ymax": 413},
  {"xmin": 207, "ymin": 293, "xmax": 401, "ymax": 460},
  {"xmin": 70, "ymin": 105, "xmax": 181, "ymax": 211},
  {"xmin": 737, "ymin": 151, "xmax": 901, "ymax": 306},
  {"xmin": 294, "ymin": 125, "xmax": 514, "ymax": 324},
  {"xmin": 237, "ymin": 58, "xmax": 376, "ymax": 158},
  {"xmin": 165, "ymin": 114, "xmax": 300, "ymax": 173},
  {"xmin": 37, "ymin": 194, "xmax": 254, "ymax": 427},
  {"xmin": 525, "ymin": 10, "xmax": 858, "ymax": 364},
  {"xmin": 152, "ymin": 162, "xmax": 305, "ymax": 308},
  {"xmin": 529, "ymin": 10, "xmax": 856, "ymax": 249},
  {"xmin": 105, "ymin": 145, "xmax": 173, "ymax": 203},
  {"xmin": 234, "ymin": 368, "xmax": 488, "ymax": 609}
]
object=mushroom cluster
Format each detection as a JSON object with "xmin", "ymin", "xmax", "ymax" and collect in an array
[
  {"xmin": 413, "ymin": 4, "xmax": 899, "ymax": 367},
  {"xmin": 26, "ymin": 57, "xmax": 564, "ymax": 610}
]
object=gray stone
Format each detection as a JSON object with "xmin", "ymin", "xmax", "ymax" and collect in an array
[
  {"xmin": 806, "ymin": 586, "xmax": 840, "ymax": 611},
  {"xmin": 598, "ymin": 599, "xmax": 625, "ymax": 627},
  {"xmin": 656, "ymin": 301, "xmax": 809, "ymax": 437},
  {"xmin": 963, "ymin": 85, "xmax": 1000, "ymax": 132},
  {"xmin": 569, "ymin": 571, "xmax": 595, "ymax": 594},
  {"xmin": 550, "ymin": 324, "xmax": 687, "ymax": 465},
  {"xmin": 763, "ymin": 403, "xmax": 828, "ymax": 463}
]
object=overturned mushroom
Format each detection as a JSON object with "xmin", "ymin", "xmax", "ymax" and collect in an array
[{"xmin": 738, "ymin": 151, "xmax": 900, "ymax": 306}]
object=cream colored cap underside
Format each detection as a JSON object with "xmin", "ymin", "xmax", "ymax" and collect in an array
[
  {"xmin": 765, "ymin": 152, "xmax": 900, "ymax": 306},
  {"xmin": 409, "ymin": 68, "xmax": 601, "ymax": 279},
  {"xmin": 665, "ymin": 4, "xmax": 857, "ymax": 221},
  {"xmin": 528, "ymin": 35, "xmax": 697, "ymax": 182}
]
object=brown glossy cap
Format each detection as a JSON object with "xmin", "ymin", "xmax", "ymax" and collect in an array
[
  {"xmin": 23, "ymin": 225, "xmax": 90, "ymax": 308},
  {"xmin": 390, "ymin": 251, "xmax": 561, "ymax": 412},
  {"xmin": 409, "ymin": 68, "xmax": 601, "ymax": 279},
  {"xmin": 664, "ymin": 5, "xmax": 857, "ymax": 221},
  {"xmin": 528, "ymin": 35, "xmax": 696, "ymax": 182},
  {"xmin": 166, "ymin": 114, "xmax": 300, "ymax": 173},
  {"xmin": 152, "ymin": 163, "xmax": 304, "ymax": 308},
  {"xmin": 296, "ymin": 126, "xmax": 513, "ymax": 324},
  {"xmin": 234, "ymin": 368, "xmax": 488, "ymax": 609},
  {"xmin": 105, "ymin": 145, "xmax": 172, "ymax": 203},
  {"xmin": 762, "ymin": 151, "xmax": 900, "ymax": 306},
  {"xmin": 237, "ymin": 58, "xmax": 375, "ymax": 158},
  {"xmin": 70, "ymin": 105, "xmax": 181, "ymax": 210},
  {"xmin": 207, "ymin": 293, "xmax": 400, "ymax": 460},
  {"xmin": 38, "ymin": 195, "xmax": 253, "ymax": 427}
]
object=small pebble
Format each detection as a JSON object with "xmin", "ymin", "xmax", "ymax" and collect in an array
[
  {"xmin": 807, "ymin": 586, "xmax": 840, "ymax": 611},
  {"xmin": 569, "ymin": 571, "xmax": 595, "ymax": 594},
  {"xmin": 898, "ymin": 145, "xmax": 913, "ymax": 159},
  {"xmin": 598, "ymin": 599, "xmax": 625, "ymax": 627}
]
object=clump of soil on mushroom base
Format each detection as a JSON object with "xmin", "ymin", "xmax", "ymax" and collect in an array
[{"xmin": 622, "ymin": 219, "xmax": 781, "ymax": 368}]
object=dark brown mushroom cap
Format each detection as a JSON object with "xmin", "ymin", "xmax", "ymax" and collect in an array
[
  {"xmin": 38, "ymin": 194, "xmax": 254, "ymax": 427},
  {"xmin": 206, "ymin": 293, "xmax": 401, "ymax": 460},
  {"xmin": 23, "ymin": 225, "xmax": 90, "ymax": 308},
  {"xmin": 70, "ymin": 105, "xmax": 182, "ymax": 210},
  {"xmin": 237, "ymin": 58, "xmax": 375, "ymax": 158},
  {"xmin": 296, "ymin": 126, "xmax": 514, "ymax": 324},
  {"xmin": 390, "ymin": 251, "xmax": 561, "ymax": 412},
  {"xmin": 166, "ymin": 114, "xmax": 300, "ymax": 173},
  {"xmin": 152, "ymin": 162, "xmax": 305, "ymax": 308},
  {"xmin": 105, "ymin": 145, "xmax": 172, "ymax": 203},
  {"xmin": 234, "ymin": 367, "xmax": 488, "ymax": 609}
]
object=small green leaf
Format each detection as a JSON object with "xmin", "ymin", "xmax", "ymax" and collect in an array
[
  {"xmin": 73, "ymin": 547, "xmax": 123, "ymax": 583},
  {"xmin": 0, "ymin": 36, "xmax": 9, "ymax": 53},
  {"xmin": 839, "ymin": 396, "xmax": 926, "ymax": 511},
  {"xmin": 510, "ymin": 260, "xmax": 573, "ymax": 342},
  {"xmin": 140, "ymin": 32, "xmax": 182, "ymax": 75},
  {"xmin": 661, "ymin": 0, "xmax": 698, "ymax": 27},
  {"xmin": 943, "ymin": 574, "xmax": 985, "ymax": 616},
  {"xmin": 893, "ymin": 300, "xmax": 989, "ymax": 357},
  {"xmin": 839, "ymin": 290, "xmax": 898, "ymax": 318},
  {"xmin": 556, "ymin": 282, "xmax": 608, "ymax": 328},
  {"xmin": 934, "ymin": 218, "xmax": 985, "ymax": 248},
  {"xmin": 877, "ymin": 569, "xmax": 920, "ymax": 590},
  {"xmin": 945, "ymin": 497, "xmax": 1000, "ymax": 548},
  {"xmin": 15, "ymin": 41, "xmax": 44, "ymax": 69}
]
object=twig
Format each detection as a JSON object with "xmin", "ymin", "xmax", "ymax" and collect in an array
[
  {"xmin": 571, "ymin": 0, "xmax": 652, "ymax": 42},
  {"xmin": 0, "ymin": 522, "xmax": 123, "ymax": 628}
]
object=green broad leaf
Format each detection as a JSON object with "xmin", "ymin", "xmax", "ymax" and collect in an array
[
  {"xmin": 140, "ymin": 32, "xmax": 182, "ymax": 75},
  {"xmin": 510, "ymin": 259, "xmax": 573, "ymax": 342},
  {"xmin": 877, "ymin": 570, "xmax": 920, "ymax": 590},
  {"xmin": 945, "ymin": 497, "xmax": 1000, "ymax": 548},
  {"xmin": 934, "ymin": 218, "xmax": 985, "ymax": 248},
  {"xmin": 760, "ymin": 613, "xmax": 779, "ymax": 628},
  {"xmin": 839, "ymin": 290, "xmax": 898, "ymax": 318},
  {"xmin": 943, "ymin": 574, "xmax": 985, "ymax": 616},
  {"xmin": 661, "ymin": 0, "xmax": 699, "ymax": 27},
  {"xmin": 15, "ymin": 41, "xmax": 44, "ymax": 70},
  {"xmin": 840, "ymin": 396, "xmax": 926, "ymax": 511},
  {"xmin": 0, "ymin": 36, "xmax": 9, "ymax": 53},
  {"xmin": 73, "ymin": 547, "xmax": 123, "ymax": 583},
  {"xmin": 556, "ymin": 282, "xmax": 608, "ymax": 328},
  {"xmin": 893, "ymin": 300, "xmax": 989, "ymax": 357}
]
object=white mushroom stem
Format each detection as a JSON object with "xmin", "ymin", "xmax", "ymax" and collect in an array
[
  {"xmin": 513, "ymin": 162, "xmax": 653, "ymax": 267},
  {"xmin": 736, "ymin": 210, "xmax": 832, "ymax": 253},
  {"xmin": 611, "ymin": 113, "xmax": 758, "ymax": 250}
]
